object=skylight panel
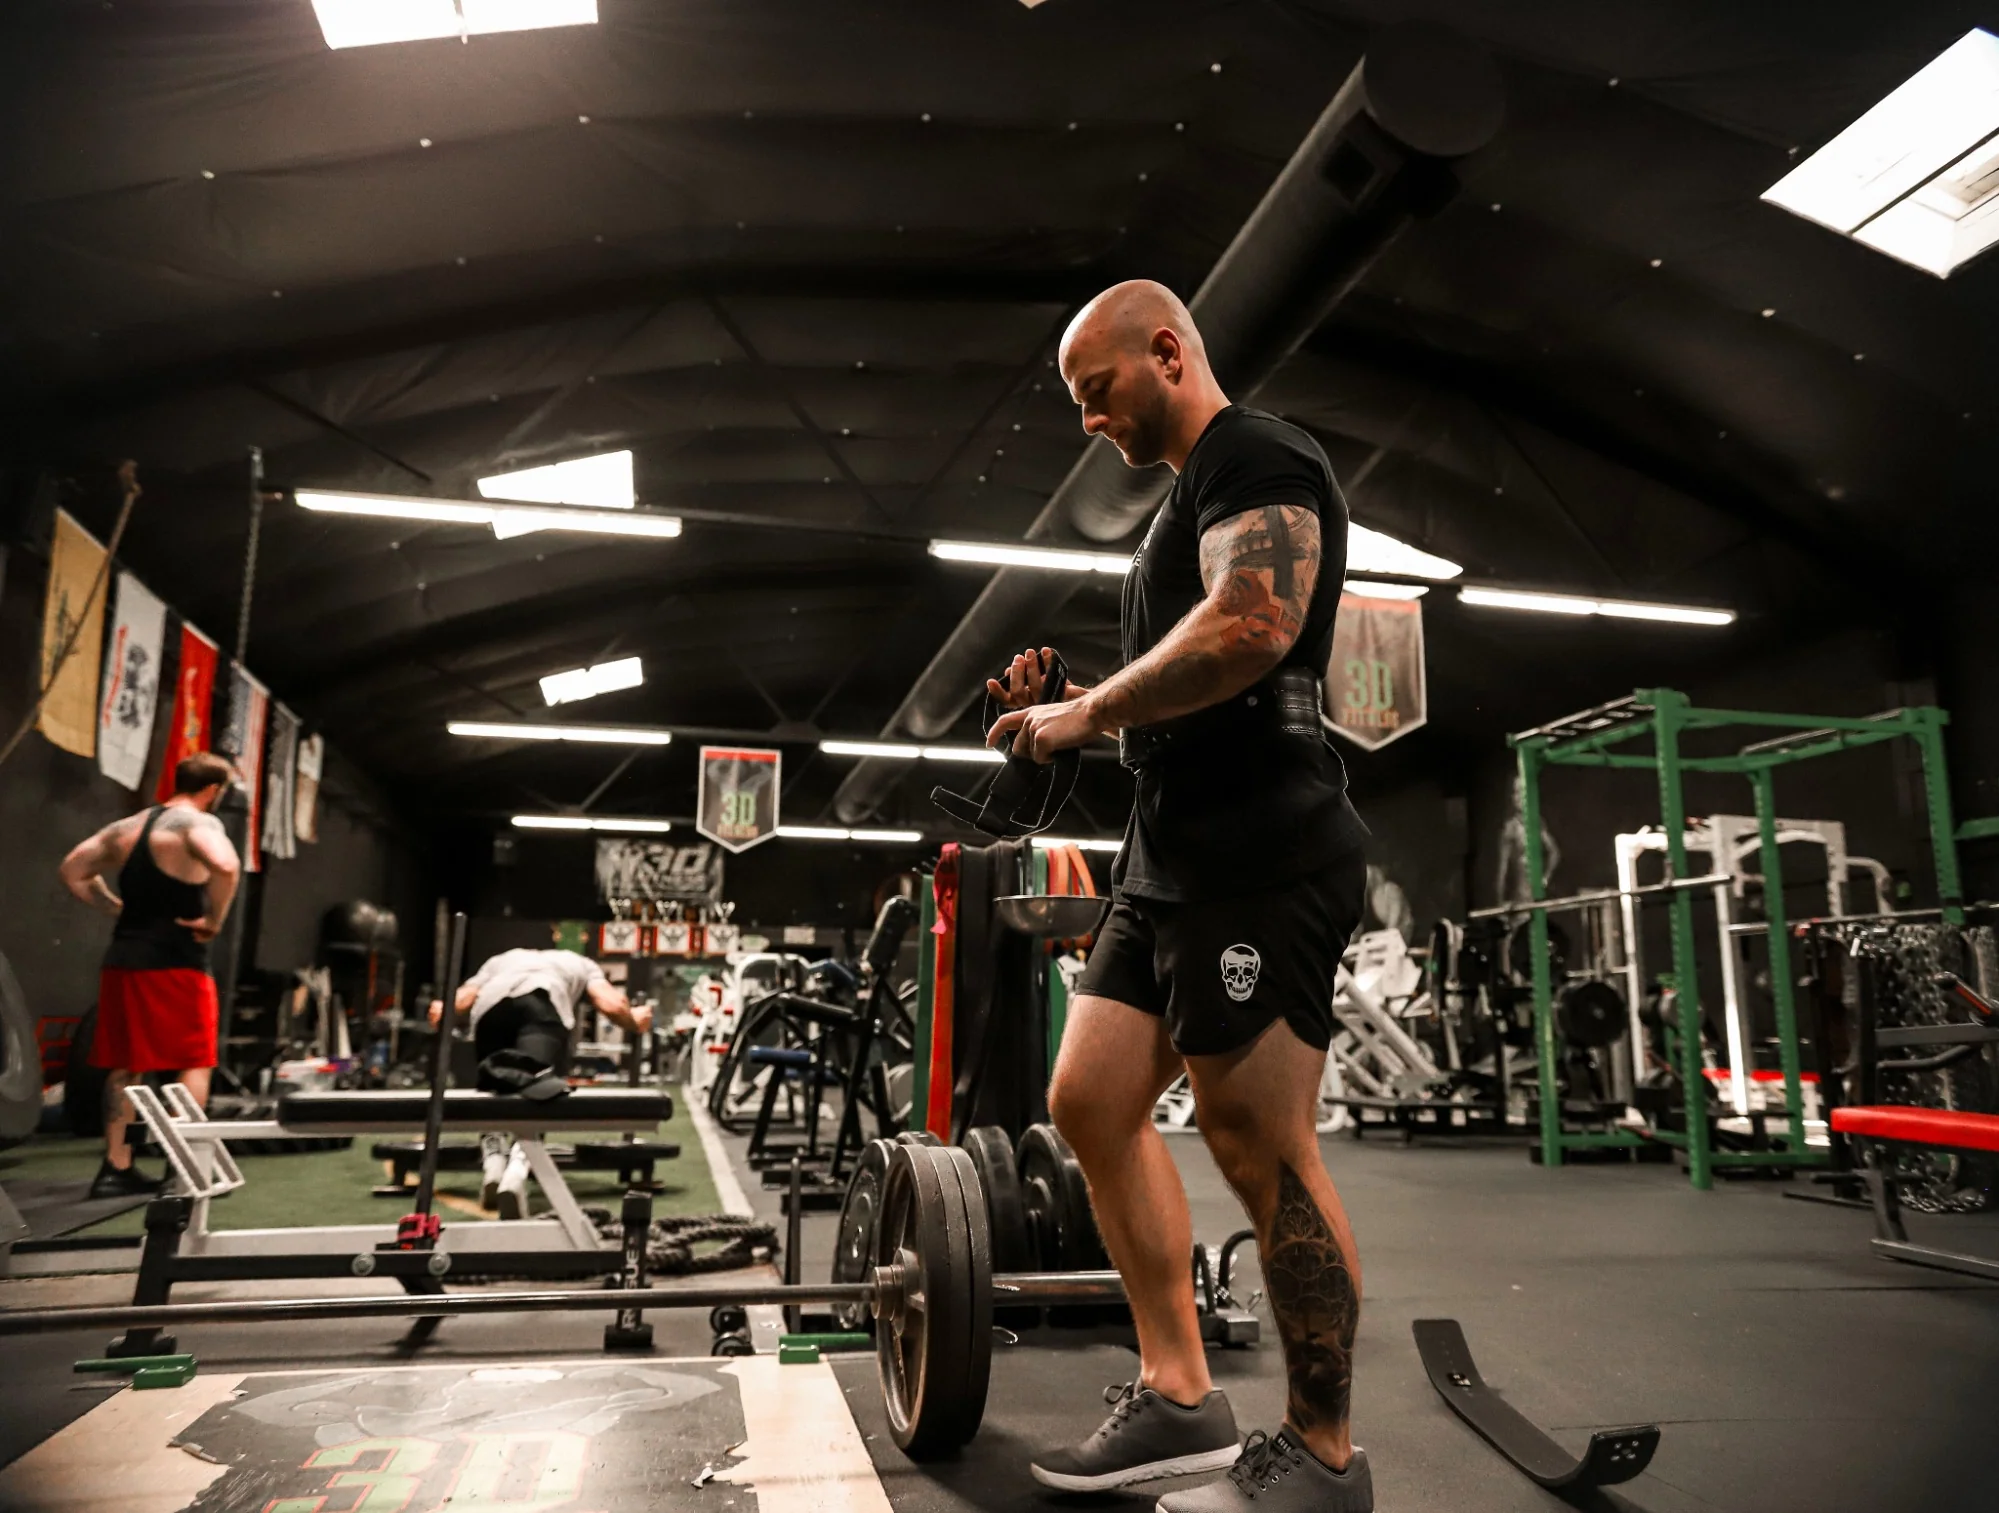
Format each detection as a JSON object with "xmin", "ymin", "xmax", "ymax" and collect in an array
[
  {"xmin": 479, "ymin": 450, "xmax": 635, "ymax": 511},
  {"xmin": 313, "ymin": 0, "xmax": 599, "ymax": 50},
  {"xmin": 1763, "ymin": 28, "xmax": 1999, "ymax": 276}
]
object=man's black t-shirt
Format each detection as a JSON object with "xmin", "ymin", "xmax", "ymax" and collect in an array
[{"xmin": 1112, "ymin": 405, "xmax": 1367, "ymax": 902}]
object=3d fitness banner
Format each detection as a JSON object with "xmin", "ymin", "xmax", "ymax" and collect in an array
[
  {"xmin": 697, "ymin": 746, "xmax": 780, "ymax": 853},
  {"xmin": 1326, "ymin": 591, "xmax": 1427, "ymax": 751}
]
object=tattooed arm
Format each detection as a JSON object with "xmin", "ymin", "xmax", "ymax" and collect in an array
[
  {"xmin": 163, "ymin": 807, "xmax": 241, "ymax": 942},
  {"xmin": 1091, "ymin": 503, "xmax": 1320, "ymax": 731},
  {"xmin": 989, "ymin": 505, "xmax": 1320, "ymax": 760},
  {"xmin": 58, "ymin": 819, "xmax": 132, "ymax": 916}
]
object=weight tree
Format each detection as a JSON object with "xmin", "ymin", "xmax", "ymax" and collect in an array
[{"xmin": 1510, "ymin": 688, "xmax": 1963, "ymax": 1189}]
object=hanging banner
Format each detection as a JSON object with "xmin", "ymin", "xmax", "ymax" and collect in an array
[
  {"xmin": 37, "ymin": 509, "xmax": 109, "ymax": 758},
  {"xmin": 96, "ymin": 571, "xmax": 167, "ymax": 790},
  {"xmin": 263, "ymin": 703, "xmax": 301, "ymax": 862},
  {"xmin": 216, "ymin": 664, "xmax": 270, "ymax": 873},
  {"xmin": 697, "ymin": 746, "xmax": 780, "ymax": 853},
  {"xmin": 1325, "ymin": 591, "xmax": 1427, "ymax": 751},
  {"xmin": 294, "ymin": 732, "xmax": 324, "ymax": 844},
  {"xmin": 155, "ymin": 622, "xmax": 220, "ymax": 802},
  {"xmin": 594, "ymin": 840, "xmax": 724, "ymax": 904}
]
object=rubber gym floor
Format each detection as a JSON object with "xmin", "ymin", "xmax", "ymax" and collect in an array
[{"xmin": 2, "ymin": 1117, "xmax": 1995, "ymax": 1513}]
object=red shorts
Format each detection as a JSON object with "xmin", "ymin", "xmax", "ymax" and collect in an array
[{"xmin": 92, "ymin": 968, "xmax": 219, "ymax": 1073}]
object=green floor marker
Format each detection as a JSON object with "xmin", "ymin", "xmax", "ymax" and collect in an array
[{"xmin": 74, "ymin": 1354, "xmax": 195, "ymax": 1375}]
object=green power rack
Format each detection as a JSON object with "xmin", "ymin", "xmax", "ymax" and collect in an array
[{"xmin": 1509, "ymin": 688, "xmax": 1963, "ymax": 1189}]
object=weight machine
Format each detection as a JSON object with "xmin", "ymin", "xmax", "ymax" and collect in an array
[{"xmin": 1510, "ymin": 688, "xmax": 1963, "ymax": 1189}]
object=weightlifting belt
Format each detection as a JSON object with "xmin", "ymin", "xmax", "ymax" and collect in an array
[
  {"xmin": 929, "ymin": 650, "xmax": 1081, "ymax": 839},
  {"xmin": 1119, "ymin": 666, "xmax": 1326, "ymax": 771}
]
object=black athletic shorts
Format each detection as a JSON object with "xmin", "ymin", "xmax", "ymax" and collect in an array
[
  {"xmin": 474, "ymin": 989, "xmax": 572, "ymax": 1076},
  {"xmin": 1075, "ymin": 850, "xmax": 1366, "ymax": 1056}
]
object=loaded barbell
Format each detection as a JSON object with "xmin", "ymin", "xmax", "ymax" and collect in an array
[{"xmin": 0, "ymin": 1142, "xmax": 1120, "ymax": 1459}]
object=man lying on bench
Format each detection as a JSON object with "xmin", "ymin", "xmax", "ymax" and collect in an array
[{"xmin": 430, "ymin": 947, "xmax": 653, "ymax": 1217}]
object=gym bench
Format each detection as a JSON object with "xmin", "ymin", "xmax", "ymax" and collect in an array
[
  {"xmin": 111, "ymin": 1085, "xmax": 674, "ymax": 1354},
  {"xmin": 1829, "ymin": 1102, "xmax": 1999, "ymax": 1281}
]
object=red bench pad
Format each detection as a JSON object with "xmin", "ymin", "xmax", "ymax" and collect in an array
[{"xmin": 1831, "ymin": 1105, "xmax": 1999, "ymax": 1154}]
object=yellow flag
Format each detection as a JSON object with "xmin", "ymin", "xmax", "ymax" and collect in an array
[{"xmin": 37, "ymin": 509, "xmax": 108, "ymax": 758}]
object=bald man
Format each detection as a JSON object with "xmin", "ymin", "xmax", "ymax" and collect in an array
[{"xmin": 988, "ymin": 282, "xmax": 1372, "ymax": 1513}]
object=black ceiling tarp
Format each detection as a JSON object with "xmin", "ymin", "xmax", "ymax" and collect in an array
[{"xmin": 3, "ymin": 0, "xmax": 1995, "ymax": 828}]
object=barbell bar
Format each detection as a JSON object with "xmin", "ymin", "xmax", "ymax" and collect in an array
[{"xmin": 0, "ymin": 1270, "xmax": 1125, "ymax": 1337}]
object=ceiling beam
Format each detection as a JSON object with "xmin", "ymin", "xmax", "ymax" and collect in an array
[{"xmin": 12, "ymin": 264, "xmax": 1103, "ymax": 432}]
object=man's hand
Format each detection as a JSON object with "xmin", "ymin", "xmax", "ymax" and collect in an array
[
  {"xmin": 985, "ymin": 647, "xmax": 1083, "ymax": 711},
  {"xmin": 629, "ymin": 1003, "xmax": 655, "ymax": 1036},
  {"xmin": 987, "ymin": 697, "xmax": 1106, "ymax": 764},
  {"xmin": 176, "ymin": 915, "xmax": 222, "ymax": 943},
  {"xmin": 427, "ymin": 999, "xmax": 444, "ymax": 1026}
]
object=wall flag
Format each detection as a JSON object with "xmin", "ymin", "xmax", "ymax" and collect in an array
[
  {"xmin": 97, "ymin": 570, "xmax": 166, "ymax": 790},
  {"xmin": 1325, "ymin": 591, "xmax": 1427, "ymax": 751},
  {"xmin": 697, "ymin": 746, "xmax": 780, "ymax": 853}
]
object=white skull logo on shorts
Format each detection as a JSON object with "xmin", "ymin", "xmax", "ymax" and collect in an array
[{"xmin": 1219, "ymin": 944, "xmax": 1262, "ymax": 1003}]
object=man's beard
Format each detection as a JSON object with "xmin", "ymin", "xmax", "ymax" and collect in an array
[{"xmin": 1114, "ymin": 390, "xmax": 1171, "ymax": 468}]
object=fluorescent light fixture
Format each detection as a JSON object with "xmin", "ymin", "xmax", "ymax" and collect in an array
[
  {"xmin": 1459, "ymin": 586, "xmax": 1734, "ymax": 627},
  {"xmin": 777, "ymin": 825, "xmax": 925, "ymax": 843},
  {"xmin": 313, "ymin": 0, "xmax": 598, "ymax": 50},
  {"xmin": 931, "ymin": 526, "xmax": 1457, "ymax": 583},
  {"xmin": 512, "ymin": 815, "xmax": 673, "ymax": 833},
  {"xmin": 818, "ymin": 739, "xmax": 1003, "ymax": 765},
  {"xmin": 821, "ymin": 739, "xmax": 921, "ymax": 760},
  {"xmin": 919, "ymin": 746, "xmax": 1005, "ymax": 765},
  {"xmin": 480, "ymin": 450, "xmax": 635, "ymax": 512},
  {"xmin": 540, "ymin": 656, "xmax": 644, "ymax": 707},
  {"xmin": 1762, "ymin": 29, "xmax": 1999, "ymax": 277},
  {"xmin": 449, "ymin": 721, "xmax": 673, "ymax": 745},
  {"xmin": 1032, "ymin": 836, "xmax": 1123, "ymax": 853},
  {"xmin": 930, "ymin": 541, "xmax": 1132, "ymax": 574},
  {"xmin": 296, "ymin": 489, "xmax": 679, "ymax": 541},
  {"xmin": 1348, "ymin": 524, "xmax": 1461, "ymax": 580},
  {"xmin": 1343, "ymin": 579, "xmax": 1430, "ymax": 600}
]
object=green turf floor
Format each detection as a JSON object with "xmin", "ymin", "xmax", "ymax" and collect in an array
[{"xmin": 0, "ymin": 1094, "xmax": 721, "ymax": 1235}]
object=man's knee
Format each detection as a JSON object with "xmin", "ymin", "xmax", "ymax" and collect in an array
[{"xmin": 1048, "ymin": 1071, "xmax": 1141, "ymax": 1161}]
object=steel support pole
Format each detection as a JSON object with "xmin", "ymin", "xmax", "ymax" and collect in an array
[
  {"xmin": 1652, "ymin": 692, "xmax": 1712, "ymax": 1189},
  {"xmin": 1912, "ymin": 709, "xmax": 1965, "ymax": 926},
  {"xmin": 1520, "ymin": 741, "xmax": 1560, "ymax": 1167},
  {"xmin": 1749, "ymin": 767, "xmax": 1807, "ymax": 1150}
]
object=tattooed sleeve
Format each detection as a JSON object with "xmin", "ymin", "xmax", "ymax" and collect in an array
[{"xmin": 1090, "ymin": 504, "xmax": 1321, "ymax": 731}]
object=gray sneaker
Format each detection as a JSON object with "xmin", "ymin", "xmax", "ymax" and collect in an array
[
  {"xmin": 1156, "ymin": 1431, "xmax": 1372, "ymax": 1512},
  {"xmin": 1030, "ymin": 1382, "xmax": 1241, "ymax": 1492}
]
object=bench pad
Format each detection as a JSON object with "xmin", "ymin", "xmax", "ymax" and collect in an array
[{"xmin": 1830, "ymin": 1104, "xmax": 1999, "ymax": 1155}]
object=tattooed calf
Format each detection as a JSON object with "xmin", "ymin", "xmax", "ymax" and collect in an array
[{"xmin": 1262, "ymin": 1162, "xmax": 1359, "ymax": 1432}]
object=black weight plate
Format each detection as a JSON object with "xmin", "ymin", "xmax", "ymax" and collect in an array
[
  {"xmin": 1506, "ymin": 920, "xmax": 1571, "ymax": 983},
  {"xmin": 1017, "ymin": 1123, "xmax": 1106, "ymax": 1271},
  {"xmin": 831, "ymin": 1138, "xmax": 895, "ymax": 1331},
  {"xmin": 64, "ymin": 1005, "xmax": 107, "ymax": 1137},
  {"xmin": 0, "ymin": 952, "xmax": 40, "ymax": 1146},
  {"xmin": 962, "ymin": 1125, "xmax": 1032, "ymax": 1273},
  {"xmin": 1557, "ymin": 979, "xmax": 1629, "ymax": 1049},
  {"xmin": 875, "ymin": 1142, "xmax": 989, "ymax": 1457},
  {"xmin": 938, "ymin": 1143, "xmax": 994, "ymax": 1443}
]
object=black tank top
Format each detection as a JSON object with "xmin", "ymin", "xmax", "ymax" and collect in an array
[{"xmin": 103, "ymin": 807, "xmax": 211, "ymax": 973}]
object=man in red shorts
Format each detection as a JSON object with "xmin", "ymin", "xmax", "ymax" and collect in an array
[{"xmin": 59, "ymin": 752, "xmax": 242, "ymax": 1198}]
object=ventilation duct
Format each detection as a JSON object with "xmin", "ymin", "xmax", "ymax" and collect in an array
[{"xmin": 834, "ymin": 22, "xmax": 1503, "ymax": 823}]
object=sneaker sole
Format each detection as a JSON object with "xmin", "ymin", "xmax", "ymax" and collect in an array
[
  {"xmin": 1030, "ymin": 1444, "xmax": 1241, "ymax": 1492},
  {"xmin": 495, "ymin": 1190, "xmax": 525, "ymax": 1221},
  {"xmin": 481, "ymin": 1181, "xmax": 500, "ymax": 1209}
]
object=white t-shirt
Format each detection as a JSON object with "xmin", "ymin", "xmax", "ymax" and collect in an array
[{"xmin": 462, "ymin": 948, "xmax": 606, "ymax": 1030}]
